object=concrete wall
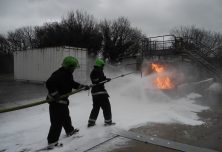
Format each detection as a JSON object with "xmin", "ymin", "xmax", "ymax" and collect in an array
[{"xmin": 14, "ymin": 47, "xmax": 89, "ymax": 83}]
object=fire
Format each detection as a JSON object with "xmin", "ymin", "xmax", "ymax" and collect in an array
[
  {"xmin": 154, "ymin": 76, "xmax": 175, "ymax": 90},
  {"xmin": 151, "ymin": 63, "xmax": 165, "ymax": 73},
  {"xmin": 151, "ymin": 63, "xmax": 175, "ymax": 90}
]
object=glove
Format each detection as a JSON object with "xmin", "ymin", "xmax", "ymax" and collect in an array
[
  {"xmin": 47, "ymin": 91, "xmax": 60, "ymax": 102},
  {"xmin": 106, "ymin": 78, "xmax": 111, "ymax": 82},
  {"xmin": 84, "ymin": 85, "xmax": 90, "ymax": 90},
  {"xmin": 80, "ymin": 85, "xmax": 90, "ymax": 90}
]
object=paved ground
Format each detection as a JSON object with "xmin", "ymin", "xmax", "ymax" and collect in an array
[
  {"xmin": 0, "ymin": 74, "xmax": 221, "ymax": 152},
  {"xmin": 109, "ymin": 88, "xmax": 222, "ymax": 152},
  {"xmin": 0, "ymin": 79, "xmax": 47, "ymax": 108}
]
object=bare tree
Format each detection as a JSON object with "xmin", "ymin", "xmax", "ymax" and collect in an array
[
  {"xmin": 0, "ymin": 34, "xmax": 9, "ymax": 53},
  {"xmin": 35, "ymin": 22, "xmax": 65, "ymax": 48},
  {"xmin": 7, "ymin": 26, "xmax": 37, "ymax": 52},
  {"xmin": 171, "ymin": 25, "xmax": 222, "ymax": 51},
  {"xmin": 20, "ymin": 26, "xmax": 36, "ymax": 49},
  {"xmin": 7, "ymin": 30, "xmax": 23, "ymax": 52},
  {"xmin": 100, "ymin": 17, "xmax": 143, "ymax": 62},
  {"xmin": 2, "ymin": 10, "xmax": 144, "ymax": 58}
]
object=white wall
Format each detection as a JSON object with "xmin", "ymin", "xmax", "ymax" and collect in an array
[{"xmin": 14, "ymin": 47, "xmax": 88, "ymax": 83}]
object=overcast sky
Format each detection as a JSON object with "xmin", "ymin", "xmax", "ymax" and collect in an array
[{"xmin": 0, "ymin": 0, "xmax": 221, "ymax": 36}]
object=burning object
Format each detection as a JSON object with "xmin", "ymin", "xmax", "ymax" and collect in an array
[
  {"xmin": 143, "ymin": 62, "xmax": 176, "ymax": 90},
  {"xmin": 154, "ymin": 76, "xmax": 175, "ymax": 90}
]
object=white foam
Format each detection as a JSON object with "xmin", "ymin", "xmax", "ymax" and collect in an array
[{"xmin": 0, "ymin": 73, "xmax": 209, "ymax": 152}]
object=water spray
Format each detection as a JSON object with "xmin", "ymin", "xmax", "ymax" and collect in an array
[{"xmin": 110, "ymin": 72, "xmax": 137, "ymax": 80}]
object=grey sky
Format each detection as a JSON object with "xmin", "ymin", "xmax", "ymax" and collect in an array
[{"xmin": 0, "ymin": 0, "xmax": 221, "ymax": 36}]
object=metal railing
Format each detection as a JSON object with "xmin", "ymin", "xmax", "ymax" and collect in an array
[{"xmin": 141, "ymin": 35, "xmax": 221, "ymax": 80}]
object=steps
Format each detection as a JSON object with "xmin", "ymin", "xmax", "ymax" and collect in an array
[
  {"xmin": 181, "ymin": 50, "xmax": 221, "ymax": 80},
  {"xmin": 143, "ymin": 35, "xmax": 221, "ymax": 81}
]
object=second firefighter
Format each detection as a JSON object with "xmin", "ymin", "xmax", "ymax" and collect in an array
[{"xmin": 88, "ymin": 59, "xmax": 115, "ymax": 127}]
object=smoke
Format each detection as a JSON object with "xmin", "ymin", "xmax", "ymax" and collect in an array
[
  {"xmin": 87, "ymin": 63, "xmax": 210, "ymax": 128},
  {"xmin": 204, "ymin": 82, "xmax": 222, "ymax": 106},
  {"xmin": 94, "ymin": 60, "xmax": 222, "ymax": 127},
  {"xmin": 0, "ymin": 60, "xmax": 215, "ymax": 152},
  {"xmin": 172, "ymin": 62, "xmax": 222, "ymax": 104}
]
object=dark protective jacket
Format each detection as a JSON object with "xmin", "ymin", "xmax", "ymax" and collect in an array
[
  {"xmin": 46, "ymin": 67, "xmax": 81, "ymax": 103},
  {"xmin": 90, "ymin": 66, "xmax": 108, "ymax": 96}
]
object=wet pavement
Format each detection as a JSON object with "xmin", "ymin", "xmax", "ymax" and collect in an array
[
  {"xmin": 108, "ymin": 88, "xmax": 222, "ymax": 152},
  {"xmin": 0, "ymin": 80, "xmax": 47, "ymax": 108},
  {"xmin": 0, "ymin": 75, "xmax": 222, "ymax": 152}
]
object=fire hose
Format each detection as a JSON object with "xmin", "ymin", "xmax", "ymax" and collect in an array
[{"xmin": 0, "ymin": 72, "xmax": 136, "ymax": 113}]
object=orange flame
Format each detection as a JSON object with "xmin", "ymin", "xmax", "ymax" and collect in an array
[
  {"xmin": 151, "ymin": 63, "xmax": 175, "ymax": 90},
  {"xmin": 151, "ymin": 63, "xmax": 165, "ymax": 73},
  {"xmin": 154, "ymin": 76, "xmax": 175, "ymax": 90}
]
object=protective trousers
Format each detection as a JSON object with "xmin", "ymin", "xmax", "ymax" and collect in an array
[
  {"xmin": 47, "ymin": 103, "xmax": 74, "ymax": 144},
  {"xmin": 88, "ymin": 94, "xmax": 112, "ymax": 124}
]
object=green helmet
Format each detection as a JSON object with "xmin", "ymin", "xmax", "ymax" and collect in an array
[
  {"xmin": 62, "ymin": 56, "xmax": 80, "ymax": 69},
  {"xmin": 95, "ymin": 58, "xmax": 105, "ymax": 67}
]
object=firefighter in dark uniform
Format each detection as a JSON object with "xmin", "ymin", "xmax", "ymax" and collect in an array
[
  {"xmin": 46, "ymin": 56, "xmax": 89, "ymax": 147},
  {"xmin": 88, "ymin": 59, "xmax": 115, "ymax": 127}
]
